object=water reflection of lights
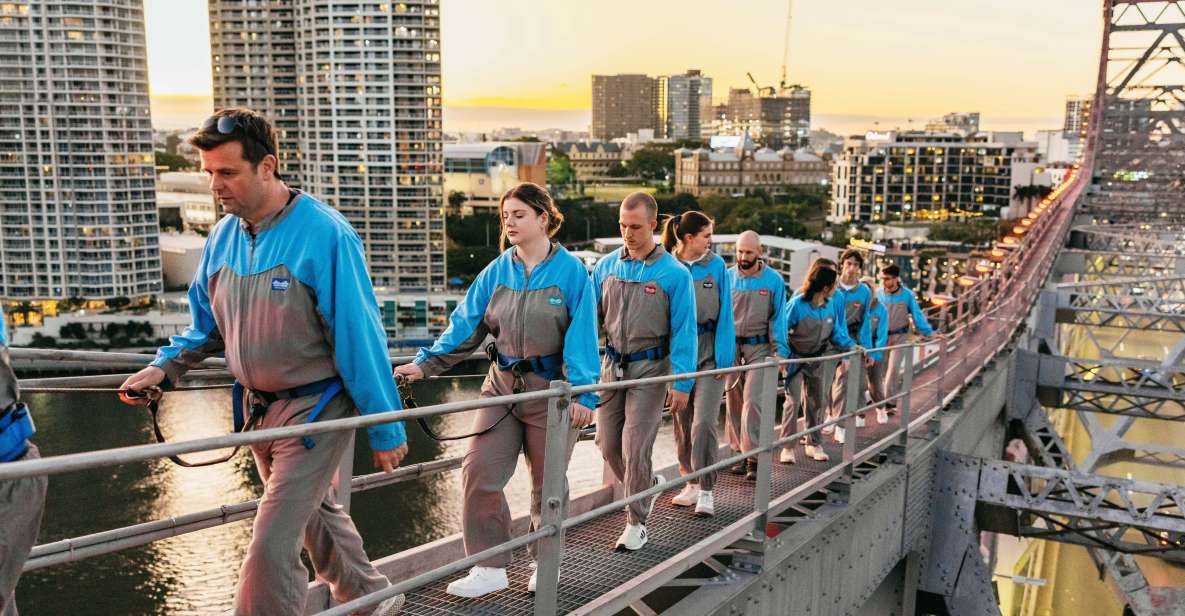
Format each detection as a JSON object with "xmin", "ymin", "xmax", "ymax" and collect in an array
[{"xmin": 151, "ymin": 388, "xmax": 256, "ymax": 615}]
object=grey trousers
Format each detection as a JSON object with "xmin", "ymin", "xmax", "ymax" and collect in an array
[
  {"xmin": 866, "ymin": 358, "xmax": 888, "ymax": 407},
  {"xmin": 778, "ymin": 359, "xmax": 831, "ymax": 448},
  {"xmin": 830, "ymin": 358, "xmax": 866, "ymax": 420},
  {"xmin": 725, "ymin": 343, "xmax": 773, "ymax": 456},
  {"xmin": 236, "ymin": 394, "xmax": 389, "ymax": 616},
  {"xmin": 596, "ymin": 357, "xmax": 668, "ymax": 525},
  {"xmin": 879, "ymin": 334, "xmax": 910, "ymax": 406},
  {"xmin": 462, "ymin": 372, "xmax": 579, "ymax": 568},
  {"xmin": 673, "ymin": 373, "xmax": 725, "ymax": 491},
  {"xmin": 0, "ymin": 444, "xmax": 46, "ymax": 616}
]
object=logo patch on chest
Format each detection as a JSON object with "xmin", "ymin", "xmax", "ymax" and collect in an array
[
  {"xmin": 548, "ymin": 295, "xmax": 563, "ymax": 306},
  {"xmin": 644, "ymin": 284, "xmax": 657, "ymax": 295},
  {"xmin": 702, "ymin": 281, "xmax": 714, "ymax": 289},
  {"xmin": 758, "ymin": 288, "xmax": 769, "ymax": 296},
  {"xmin": 271, "ymin": 277, "xmax": 290, "ymax": 292}
]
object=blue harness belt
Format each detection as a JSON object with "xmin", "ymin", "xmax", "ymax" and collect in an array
[
  {"xmin": 493, "ymin": 350, "xmax": 564, "ymax": 381},
  {"xmin": 736, "ymin": 334, "xmax": 770, "ymax": 345},
  {"xmin": 232, "ymin": 376, "xmax": 344, "ymax": 450},
  {"xmin": 605, "ymin": 344, "xmax": 668, "ymax": 366},
  {"xmin": 0, "ymin": 403, "xmax": 34, "ymax": 463}
]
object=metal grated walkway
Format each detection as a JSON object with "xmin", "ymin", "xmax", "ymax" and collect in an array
[{"xmin": 397, "ymin": 410, "xmax": 911, "ymax": 615}]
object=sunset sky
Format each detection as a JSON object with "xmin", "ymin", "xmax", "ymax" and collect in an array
[{"xmin": 143, "ymin": 0, "xmax": 1103, "ymax": 134}]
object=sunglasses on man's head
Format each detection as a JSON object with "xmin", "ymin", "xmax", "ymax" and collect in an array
[{"xmin": 201, "ymin": 114, "xmax": 274, "ymax": 156}]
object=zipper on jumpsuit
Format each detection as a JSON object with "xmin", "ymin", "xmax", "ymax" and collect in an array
[
  {"xmin": 513, "ymin": 257, "xmax": 533, "ymax": 395},
  {"xmin": 242, "ymin": 233, "xmax": 255, "ymax": 391},
  {"xmin": 615, "ymin": 258, "xmax": 634, "ymax": 380}
]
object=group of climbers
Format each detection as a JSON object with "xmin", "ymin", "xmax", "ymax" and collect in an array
[{"xmin": 1, "ymin": 108, "xmax": 935, "ymax": 613}]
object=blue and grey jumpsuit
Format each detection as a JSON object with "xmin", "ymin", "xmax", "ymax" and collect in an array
[
  {"xmin": 151, "ymin": 192, "xmax": 404, "ymax": 616},
  {"xmin": 672, "ymin": 250, "xmax": 734, "ymax": 492},
  {"xmin": 724, "ymin": 262, "xmax": 788, "ymax": 456},
  {"xmin": 0, "ymin": 308, "xmax": 46, "ymax": 616},
  {"xmin": 593, "ymin": 244, "xmax": 697, "ymax": 525},
  {"xmin": 778, "ymin": 294, "xmax": 857, "ymax": 449},
  {"xmin": 829, "ymin": 281, "xmax": 872, "ymax": 420},
  {"xmin": 864, "ymin": 300, "xmax": 890, "ymax": 407},
  {"xmin": 414, "ymin": 244, "xmax": 600, "ymax": 568},
  {"xmin": 872, "ymin": 286, "xmax": 934, "ymax": 408}
]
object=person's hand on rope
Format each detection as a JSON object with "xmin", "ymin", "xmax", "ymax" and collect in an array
[
  {"xmin": 393, "ymin": 362, "xmax": 424, "ymax": 383},
  {"xmin": 118, "ymin": 366, "xmax": 165, "ymax": 406}
]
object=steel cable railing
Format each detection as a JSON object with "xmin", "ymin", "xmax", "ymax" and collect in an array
[{"xmin": 6, "ymin": 169, "xmax": 1085, "ymax": 615}]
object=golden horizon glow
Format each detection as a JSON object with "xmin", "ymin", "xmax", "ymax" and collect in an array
[{"xmin": 145, "ymin": 0, "xmax": 1103, "ymax": 130}]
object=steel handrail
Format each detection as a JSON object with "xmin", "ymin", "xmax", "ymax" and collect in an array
[{"xmin": 10, "ymin": 168, "xmax": 1084, "ymax": 614}]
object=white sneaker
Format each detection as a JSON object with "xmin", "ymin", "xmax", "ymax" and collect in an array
[
  {"xmin": 445, "ymin": 566, "xmax": 508, "ymax": 598},
  {"xmin": 526, "ymin": 561, "xmax": 555, "ymax": 593},
  {"xmin": 695, "ymin": 490, "xmax": 715, "ymax": 517},
  {"xmin": 805, "ymin": 445, "xmax": 830, "ymax": 462},
  {"xmin": 876, "ymin": 408, "xmax": 889, "ymax": 425},
  {"xmin": 615, "ymin": 523, "xmax": 649, "ymax": 551},
  {"xmin": 779, "ymin": 448, "xmax": 796, "ymax": 464},
  {"xmin": 855, "ymin": 416, "xmax": 866, "ymax": 428},
  {"xmin": 365, "ymin": 593, "xmax": 406, "ymax": 616},
  {"xmin": 834, "ymin": 427, "xmax": 845, "ymax": 444},
  {"xmin": 648, "ymin": 474, "xmax": 665, "ymax": 517},
  {"xmin": 671, "ymin": 482, "xmax": 699, "ymax": 507}
]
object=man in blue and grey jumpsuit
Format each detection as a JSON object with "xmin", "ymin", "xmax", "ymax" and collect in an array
[
  {"xmin": 120, "ymin": 109, "xmax": 406, "ymax": 616},
  {"xmin": 829, "ymin": 249, "xmax": 872, "ymax": 444},
  {"xmin": 862, "ymin": 279, "xmax": 891, "ymax": 424},
  {"xmin": 593, "ymin": 192, "xmax": 697, "ymax": 551},
  {"xmin": 0, "ymin": 307, "xmax": 46, "ymax": 616},
  {"xmin": 724, "ymin": 231, "xmax": 788, "ymax": 479},
  {"xmin": 872, "ymin": 264, "xmax": 934, "ymax": 414}
]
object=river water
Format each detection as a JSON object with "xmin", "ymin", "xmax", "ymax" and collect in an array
[{"xmin": 17, "ymin": 361, "xmax": 685, "ymax": 615}]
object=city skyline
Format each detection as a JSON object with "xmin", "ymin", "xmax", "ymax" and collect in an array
[{"xmin": 144, "ymin": 0, "xmax": 1102, "ymax": 134}]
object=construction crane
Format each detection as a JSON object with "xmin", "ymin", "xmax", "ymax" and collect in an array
[
  {"xmin": 778, "ymin": 0, "xmax": 793, "ymax": 93},
  {"xmin": 745, "ymin": 72, "xmax": 776, "ymax": 97},
  {"xmin": 747, "ymin": 0, "xmax": 797, "ymax": 97}
]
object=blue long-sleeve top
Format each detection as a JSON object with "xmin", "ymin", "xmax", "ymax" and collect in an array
[
  {"xmin": 593, "ymin": 245, "xmax": 698, "ymax": 394},
  {"xmin": 835, "ymin": 281, "xmax": 874, "ymax": 350},
  {"xmin": 152, "ymin": 192, "xmax": 406, "ymax": 451},
  {"xmin": 867, "ymin": 301, "xmax": 889, "ymax": 362},
  {"xmin": 414, "ymin": 244, "xmax": 601, "ymax": 409},
  {"xmin": 683, "ymin": 251, "xmax": 736, "ymax": 370},
  {"xmin": 877, "ymin": 286, "xmax": 935, "ymax": 337},
  {"xmin": 784, "ymin": 292, "xmax": 858, "ymax": 355},
  {"xmin": 728, "ymin": 263, "xmax": 790, "ymax": 358}
]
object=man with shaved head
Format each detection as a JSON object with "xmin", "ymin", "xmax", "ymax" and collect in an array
[
  {"xmin": 724, "ymin": 231, "xmax": 788, "ymax": 477},
  {"xmin": 592, "ymin": 192, "xmax": 697, "ymax": 551}
]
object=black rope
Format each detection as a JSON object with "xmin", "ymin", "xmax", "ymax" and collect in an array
[
  {"xmin": 146, "ymin": 396, "xmax": 252, "ymax": 468},
  {"xmin": 399, "ymin": 375, "xmax": 517, "ymax": 442}
]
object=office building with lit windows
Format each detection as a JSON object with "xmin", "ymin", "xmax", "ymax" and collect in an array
[
  {"xmin": 0, "ymin": 0, "xmax": 162, "ymax": 311},
  {"xmin": 828, "ymin": 131, "xmax": 1040, "ymax": 224},
  {"xmin": 209, "ymin": 0, "xmax": 445, "ymax": 293}
]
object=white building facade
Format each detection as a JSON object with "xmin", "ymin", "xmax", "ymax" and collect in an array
[
  {"xmin": 209, "ymin": 0, "xmax": 445, "ymax": 293},
  {"xmin": 0, "ymin": 0, "xmax": 163, "ymax": 303}
]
